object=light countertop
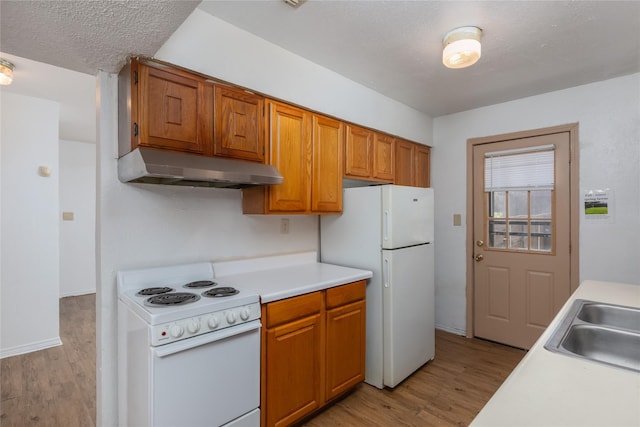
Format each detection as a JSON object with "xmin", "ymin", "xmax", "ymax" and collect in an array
[
  {"xmin": 471, "ymin": 280, "xmax": 640, "ymax": 427},
  {"xmin": 212, "ymin": 251, "xmax": 372, "ymax": 303}
]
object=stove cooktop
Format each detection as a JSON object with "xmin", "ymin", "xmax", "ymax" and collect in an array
[{"xmin": 117, "ymin": 262, "xmax": 259, "ymax": 325}]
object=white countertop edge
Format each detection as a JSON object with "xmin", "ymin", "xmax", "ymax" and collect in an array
[{"xmin": 258, "ymin": 270, "xmax": 373, "ymax": 304}]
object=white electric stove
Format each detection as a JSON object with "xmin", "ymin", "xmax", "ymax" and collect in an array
[{"xmin": 117, "ymin": 262, "xmax": 261, "ymax": 427}]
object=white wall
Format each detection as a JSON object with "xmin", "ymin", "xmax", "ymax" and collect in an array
[
  {"xmin": 0, "ymin": 92, "xmax": 61, "ymax": 357},
  {"xmin": 432, "ymin": 73, "xmax": 640, "ymax": 334},
  {"xmin": 59, "ymin": 140, "xmax": 96, "ymax": 297},
  {"xmin": 155, "ymin": 9, "xmax": 433, "ymax": 145}
]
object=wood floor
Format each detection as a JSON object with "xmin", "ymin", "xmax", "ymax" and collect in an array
[
  {"xmin": 0, "ymin": 295, "xmax": 525, "ymax": 427},
  {"xmin": 1, "ymin": 294, "xmax": 96, "ymax": 427},
  {"xmin": 302, "ymin": 330, "xmax": 525, "ymax": 426}
]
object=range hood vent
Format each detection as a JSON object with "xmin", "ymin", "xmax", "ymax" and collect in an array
[{"xmin": 118, "ymin": 148, "xmax": 283, "ymax": 189}]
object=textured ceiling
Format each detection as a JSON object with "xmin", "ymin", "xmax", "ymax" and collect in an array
[
  {"xmin": 0, "ymin": 0, "xmax": 200, "ymax": 74},
  {"xmin": 199, "ymin": 1, "xmax": 640, "ymax": 116},
  {"xmin": 0, "ymin": 0, "xmax": 639, "ymax": 117}
]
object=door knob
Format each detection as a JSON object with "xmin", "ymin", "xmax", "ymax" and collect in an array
[
  {"xmin": 474, "ymin": 254, "xmax": 484, "ymax": 262},
  {"xmin": 476, "ymin": 240, "xmax": 484, "ymax": 247}
]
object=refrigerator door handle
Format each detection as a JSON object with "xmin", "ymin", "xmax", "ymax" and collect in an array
[
  {"xmin": 383, "ymin": 210, "xmax": 389, "ymax": 242},
  {"xmin": 384, "ymin": 257, "xmax": 390, "ymax": 288}
]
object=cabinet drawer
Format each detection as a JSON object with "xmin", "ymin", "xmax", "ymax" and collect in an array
[
  {"xmin": 265, "ymin": 291, "xmax": 323, "ymax": 328},
  {"xmin": 326, "ymin": 280, "xmax": 366, "ymax": 309}
]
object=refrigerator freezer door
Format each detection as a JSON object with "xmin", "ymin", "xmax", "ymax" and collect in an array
[
  {"xmin": 382, "ymin": 243, "xmax": 434, "ymax": 387},
  {"xmin": 381, "ymin": 185, "xmax": 434, "ymax": 249}
]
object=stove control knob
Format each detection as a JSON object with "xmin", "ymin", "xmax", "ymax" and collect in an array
[
  {"xmin": 226, "ymin": 311, "xmax": 237, "ymax": 324},
  {"xmin": 187, "ymin": 320, "xmax": 200, "ymax": 334},
  {"xmin": 208, "ymin": 315, "xmax": 220, "ymax": 330},
  {"xmin": 240, "ymin": 307, "xmax": 251, "ymax": 321},
  {"xmin": 170, "ymin": 325, "xmax": 184, "ymax": 338}
]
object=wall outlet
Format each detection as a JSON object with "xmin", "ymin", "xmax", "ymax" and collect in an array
[
  {"xmin": 62, "ymin": 211, "xmax": 75, "ymax": 221},
  {"xmin": 280, "ymin": 218, "xmax": 290, "ymax": 234}
]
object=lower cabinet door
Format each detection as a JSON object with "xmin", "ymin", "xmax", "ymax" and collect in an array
[
  {"xmin": 265, "ymin": 313, "xmax": 324, "ymax": 427},
  {"xmin": 326, "ymin": 300, "xmax": 366, "ymax": 400}
]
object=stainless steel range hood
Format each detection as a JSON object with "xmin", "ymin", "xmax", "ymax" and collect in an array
[{"xmin": 118, "ymin": 147, "xmax": 283, "ymax": 189}]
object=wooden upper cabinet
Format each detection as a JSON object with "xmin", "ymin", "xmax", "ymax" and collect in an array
[
  {"xmin": 344, "ymin": 124, "xmax": 373, "ymax": 179},
  {"xmin": 373, "ymin": 133, "xmax": 395, "ymax": 181},
  {"xmin": 312, "ymin": 115, "xmax": 343, "ymax": 213},
  {"xmin": 213, "ymin": 85, "xmax": 265, "ymax": 163},
  {"xmin": 344, "ymin": 124, "xmax": 394, "ymax": 183},
  {"xmin": 267, "ymin": 101, "xmax": 311, "ymax": 213},
  {"xmin": 119, "ymin": 59, "xmax": 212, "ymax": 157},
  {"xmin": 395, "ymin": 138, "xmax": 431, "ymax": 187},
  {"xmin": 242, "ymin": 101, "xmax": 343, "ymax": 214},
  {"xmin": 395, "ymin": 139, "xmax": 415, "ymax": 186},
  {"xmin": 414, "ymin": 144, "xmax": 431, "ymax": 187}
]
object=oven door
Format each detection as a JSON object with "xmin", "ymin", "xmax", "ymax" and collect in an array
[{"xmin": 150, "ymin": 320, "xmax": 260, "ymax": 427}]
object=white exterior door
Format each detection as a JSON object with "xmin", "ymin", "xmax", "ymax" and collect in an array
[{"xmin": 472, "ymin": 131, "xmax": 573, "ymax": 349}]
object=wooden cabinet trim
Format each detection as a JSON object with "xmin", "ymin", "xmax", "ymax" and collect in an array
[
  {"xmin": 325, "ymin": 280, "xmax": 366, "ymax": 309},
  {"xmin": 265, "ymin": 291, "xmax": 323, "ymax": 328}
]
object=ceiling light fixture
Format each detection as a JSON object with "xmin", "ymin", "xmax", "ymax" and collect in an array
[
  {"xmin": 0, "ymin": 58, "xmax": 14, "ymax": 85},
  {"xmin": 283, "ymin": 0, "xmax": 305, "ymax": 7},
  {"xmin": 442, "ymin": 26, "xmax": 482, "ymax": 69}
]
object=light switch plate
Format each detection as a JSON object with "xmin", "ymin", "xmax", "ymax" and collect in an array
[
  {"xmin": 453, "ymin": 213, "xmax": 462, "ymax": 226},
  {"xmin": 62, "ymin": 212, "xmax": 74, "ymax": 221}
]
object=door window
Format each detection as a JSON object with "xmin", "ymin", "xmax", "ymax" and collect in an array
[{"xmin": 484, "ymin": 145, "xmax": 555, "ymax": 253}]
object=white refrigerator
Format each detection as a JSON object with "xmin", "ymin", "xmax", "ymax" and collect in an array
[{"xmin": 320, "ymin": 184, "xmax": 434, "ymax": 388}]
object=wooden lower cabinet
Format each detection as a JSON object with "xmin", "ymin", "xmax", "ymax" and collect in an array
[
  {"xmin": 261, "ymin": 281, "xmax": 366, "ymax": 427},
  {"xmin": 325, "ymin": 281, "xmax": 366, "ymax": 400}
]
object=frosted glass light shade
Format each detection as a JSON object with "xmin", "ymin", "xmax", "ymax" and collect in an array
[
  {"xmin": 0, "ymin": 59, "xmax": 14, "ymax": 85},
  {"xmin": 442, "ymin": 27, "xmax": 482, "ymax": 69}
]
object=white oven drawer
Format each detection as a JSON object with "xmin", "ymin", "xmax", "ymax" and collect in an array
[{"xmin": 149, "ymin": 320, "xmax": 260, "ymax": 427}]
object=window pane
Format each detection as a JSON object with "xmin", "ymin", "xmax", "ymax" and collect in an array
[
  {"xmin": 488, "ymin": 220, "xmax": 506, "ymax": 248},
  {"xmin": 508, "ymin": 191, "xmax": 528, "ymax": 218},
  {"xmin": 531, "ymin": 190, "xmax": 552, "ymax": 218},
  {"xmin": 531, "ymin": 220, "xmax": 552, "ymax": 252},
  {"xmin": 508, "ymin": 220, "xmax": 528, "ymax": 250},
  {"xmin": 490, "ymin": 191, "xmax": 506, "ymax": 218}
]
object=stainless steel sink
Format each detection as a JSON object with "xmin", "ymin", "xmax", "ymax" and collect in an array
[
  {"xmin": 544, "ymin": 299, "xmax": 640, "ymax": 372},
  {"xmin": 576, "ymin": 302, "xmax": 640, "ymax": 332}
]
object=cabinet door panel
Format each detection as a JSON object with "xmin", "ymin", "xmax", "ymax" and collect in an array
[
  {"xmin": 266, "ymin": 314, "xmax": 324, "ymax": 427},
  {"xmin": 312, "ymin": 115, "xmax": 343, "ymax": 213},
  {"xmin": 373, "ymin": 133, "xmax": 395, "ymax": 181},
  {"xmin": 214, "ymin": 85, "xmax": 264, "ymax": 162},
  {"xmin": 414, "ymin": 145, "xmax": 431, "ymax": 187},
  {"xmin": 140, "ymin": 65, "xmax": 205, "ymax": 153},
  {"xmin": 344, "ymin": 125, "xmax": 373, "ymax": 178},
  {"xmin": 395, "ymin": 139, "xmax": 414, "ymax": 186},
  {"xmin": 326, "ymin": 300, "xmax": 366, "ymax": 400},
  {"xmin": 268, "ymin": 102, "xmax": 311, "ymax": 212}
]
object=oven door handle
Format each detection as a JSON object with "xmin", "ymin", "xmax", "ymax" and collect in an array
[{"xmin": 153, "ymin": 320, "xmax": 261, "ymax": 358}]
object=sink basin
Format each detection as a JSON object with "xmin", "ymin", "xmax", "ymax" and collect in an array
[
  {"xmin": 576, "ymin": 302, "xmax": 640, "ymax": 332},
  {"xmin": 545, "ymin": 299, "xmax": 640, "ymax": 372}
]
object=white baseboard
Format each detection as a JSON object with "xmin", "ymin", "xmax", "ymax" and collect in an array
[
  {"xmin": 1, "ymin": 337, "xmax": 63, "ymax": 359},
  {"xmin": 60, "ymin": 289, "xmax": 96, "ymax": 298},
  {"xmin": 435, "ymin": 324, "xmax": 466, "ymax": 336}
]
